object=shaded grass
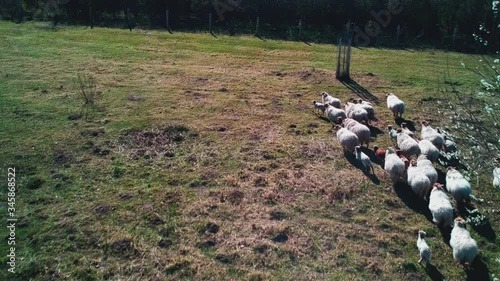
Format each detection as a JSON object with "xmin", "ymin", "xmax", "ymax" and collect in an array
[{"xmin": 0, "ymin": 21, "xmax": 498, "ymax": 280}]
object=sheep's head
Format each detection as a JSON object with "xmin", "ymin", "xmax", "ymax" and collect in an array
[
  {"xmin": 432, "ymin": 183, "xmax": 443, "ymax": 191},
  {"xmin": 324, "ymin": 103, "xmax": 330, "ymax": 109},
  {"xmin": 421, "ymin": 120, "xmax": 429, "ymax": 126},
  {"xmin": 321, "ymin": 92, "xmax": 328, "ymax": 98},
  {"xmin": 454, "ymin": 217, "xmax": 466, "ymax": 228},
  {"xmin": 388, "ymin": 125, "xmax": 393, "ymax": 130},
  {"xmin": 337, "ymin": 116, "xmax": 344, "ymax": 123},
  {"xmin": 354, "ymin": 146, "xmax": 362, "ymax": 152},
  {"xmin": 417, "ymin": 154, "xmax": 428, "ymax": 161},
  {"xmin": 396, "ymin": 128, "xmax": 403, "ymax": 133},
  {"xmin": 312, "ymin": 100, "xmax": 318, "ymax": 105},
  {"xmin": 418, "ymin": 230, "xmax": 426, "ymax": 238},
  {"xmin": 358, "ymin": 98, "xmax": 363, "ymax": 103},
  {"xmin": 447, "ymin": 166, "xmax": 456, "ymax": 171},
  {"xmin": 334, "ymin": 124, "xmax": 342, "ymax": 131},
  {"xmin": 373, "ymin": 145, "xmax": 379, "ymax": 151},
  {"xmin": 409, "ymin": 159, "xmax": 417, "ymax": 166},
  {"xmin": 401, "ymin": 122, "xmax": 407, "ymax": 128}
]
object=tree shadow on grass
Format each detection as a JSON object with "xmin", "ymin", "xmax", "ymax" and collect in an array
[
  {"xmin": 339, "ymin": 78, "xmax": 380, "ymax": 105},
  {"xmin": 255, "ymin": 34, "xmax": 266, "ymax": 41},
  {"xmin": 457, "ymin": 204, "xmax": 496, "ymax": 242},
  {"xmin": 436, "ymin": 168, "xmax": 447, "ymax": 185},
  {"xmin": 437, "ymin": 224, "xmax": 452, "ymax": 246},
  {"xmin": 393, "ymin": 182, "xmax": 433, "ymax": 222},
  {"xmin": 395, "ymin": 117, "xmax": 417, "ymax": 131},
  {"xmin": 466, "ymin": 256, "xmax": 491, "ymax": 281},
  {"xmin": 425, "ymin": 263, "xmax": 446, "ymax": 281},
  {"xmin": 368, "ymin": 125, "xmax": 384, "ymax": 137}
]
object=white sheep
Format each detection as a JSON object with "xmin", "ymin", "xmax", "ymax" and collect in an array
[
  {"xmin": 386, "ymin": 93, "xmax": 405, "ymax": 118},
  {"xmin": 418, "ymin": 139, "xmax": 440, "ymax": 163},
  {"xmin": 444, "ymin": 136, "xmax": 457, "ymax": 153},
  {"xmin": 396, "ymin": 130, "xmax": 421, "ymax": 158},
  {"xmin": 343, "ymin": 118, "xmax": 371, "ymax": 147},
  {"xmin": 312, "ymin": 101, "xmax": 325, "ymax": 113},
  {"xmin": 400, "ymin": 122, "xmax": 415, "ymax": 138},
  {"xmin": 355, "ymin": 146, "xmax": 374, "ymax": 174},
  {"xmin": 428, "ymin": 183, "xmax": 454, "ymax": 228},
  {"xmin": 324, "ymin": 104, "xmax": 346, "ymax": 124},
  {"xmin": 421, "ymin": 121, "xmax": 444, "ymax": 150},
  {"xmin": 417, "ymin": 154, "xmax": 438, "ymax": 186},
  {"xmin": 345, "ymin": 102, "xmax": 369, "ymax": 124},
  {"xmin": 450, "ymin": 217, "xmax": 479, "ymax": 265},
  {"xmin": 494, "ymin": 167, "xmax": 500, "ymax": 189},
  {"xmin": 407, "ymin": 160, "xmax": 432, "ymax": 198},
  {"xmin": 388, "ymin": 125, "xmax": 397, "ymax": 144},
  {"xmin": 417, "ymin": 230, "xmax": 431, "ymax": 264},
  {"xmin": 356, "ymin": 98, "xmax": 376, "ymax": 120},
  {"xmin": 446, "ymin": 167, "xmax": 472, "ymax": 203},
  {"xmin": 321, "ymin": 92, "xmax": 341, "ymax": 108},
  {"xmin": 335, "ymin": 125, "xmax": 359, "ymax": 153},
  {"xmin": 384, "ymin": 147, "xmax": 406, "ymax": 182}
]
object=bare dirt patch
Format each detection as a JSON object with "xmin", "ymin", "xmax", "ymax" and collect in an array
[{"xmin": 114, "ymin": 125, "xmax": 193, "ymax": 159}]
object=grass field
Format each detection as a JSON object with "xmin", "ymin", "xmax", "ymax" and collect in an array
[{"xmin": 0, "ymin": 21, "xmax": 499, "ymax": 281}]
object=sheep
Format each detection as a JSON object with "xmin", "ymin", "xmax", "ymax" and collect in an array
[
  {"xmin": 450, "ymin": 217, "xmax": 479, "ymax": 266},
  {"xmin": 428, "ymin": 183, "xmax": 454, "ymax": 228},
  {"xmin": 355, "ymin": 146, "xmax": 374, "ymax": 174},
  {"xmin": 407, "ymin": 160, "xmax": 432, "ymax": 198},
  {"xmin": 417, "ymin": 230, "xmax": 431, "ymax": 264},
  {"xmin": 312, "ymin": 101, "xmax": 325, "ymax": 113},
  {"xmin": 401, "ymin": 122, "xmax": 415, "ymax": 138},
  {"xmin": 421, "ymin": 121, "xmax": 445, "ymax": 150},
  {"xmin": 357, "ymin": 98, "xmax": 376, "ymax": 120},
  {"xmin": 345, "ymin": 102, "xmax": 370, "ymax": 124},
  {"xmin": 417, "ymin": 154, "xmax": 438, "ymax": 186},
  {"xmin": 384, "ymin": 147, "xmax": 405, "ymax": 182},
  {"xmin": 343, "ymin": 118, "xmax": 371, "ymax": 147},
  {"xmin": 494, "ymin": 167, "xmax": 500, "ymax": 189},
  {"xmin": 444, "ymin": 136, "xmax": 457, "ymax": 153},
  {"xmin": 396, "ymin": 150, "xmax": 410, "ymax": 169},
  {"xmin": 388, "ymin": 125, "xmax": 398, "ymax": 144},
  {"xmin": 418, "ymin": 139, "xmax": 440, "ymax": 163},
  {"xmin": 373, "ymin": 145, "xmax": 386, "ymax": 162},
  {"xmin": 446, "ymin": 167, "xmax": 472, "ymax": 203},
  {"xmin": 397, "ymin": 130, "xmax": 421, "ymax": 158},
  {"xmin": 335, "ymin": 125, "xmax": 359, "ymax": 153},
  {"xmin": 386, "ymin": 93, "xmax": 405, "ymax": 118},
  {"xmin": 324, "ymin": 104, "xmax": 347, "ymax": 123},
  {"xmin": 321, "ymin": 92, "xmax": 341, "ymax": 108}
]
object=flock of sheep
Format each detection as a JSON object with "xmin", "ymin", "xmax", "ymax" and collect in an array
[{"xmin": 312, "ymin": 92, "xmax": 500, "ymax": 268}]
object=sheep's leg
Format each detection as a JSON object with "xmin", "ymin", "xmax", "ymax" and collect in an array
[{"xmin": 418, "ymin": 257, "xmax": 422, "ymax": 263}]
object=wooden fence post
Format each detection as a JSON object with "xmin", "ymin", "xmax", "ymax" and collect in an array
[
  {"xmin": 336, "ymin": 30, "xmax": 352, "ymax": 80},
  {"xmin": 15, "ymin": 0, "xmax": 22, "ymax": 23},
  {"xmin": 209, "ymin": 13, "xmax": 213, "ymax": 34},
  {"xmin": 166, "ymin": 9, "xmax": 172, "ymax": 33},
  {"xmin": 255, "ymin": 16, "xmax": 260, "ymax": 35},
  {"xmin": 396, "ymin": 25, "xmax": 401, "ymax": 44},
  {"xmin": 452, "ymin": 26, "xmax": 457, "ymax": 48},
  {"xmin": 127, "ymin": 8, "xmax": 132, "ymax": 31},
  {"xmin": 299, "ymin": 19, "xmax": 303, "ymax": 39},
  {"xmin": 89, "ymin": 0, "xmax": 93, "ymax": 29}
]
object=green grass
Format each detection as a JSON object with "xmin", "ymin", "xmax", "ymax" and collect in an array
[{"xmin": 0, "ymin": 21, "xmax": 499, "ymax": 280}]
